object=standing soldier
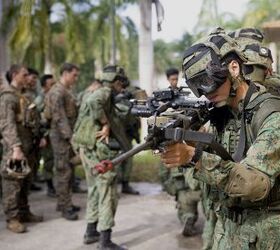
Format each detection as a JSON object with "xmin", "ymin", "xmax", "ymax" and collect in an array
[
  {"xmin": 72, "ymin": 65, "xmax": 129, "ymax": 249},
  {"xmin": 0, "ymin": 64, "xmax": 43, "ymax": 233},
  {"xmin": 114, "ymin": 78, "xmax": 144, "ymax": 195},
  {"xmin": 34, "ymin": 74, "xmax": 56, "ymax": 197},
  {"xmin": 158, "ymin": 67, "xmax": 201, "ymax": 236},
  {"xmin": 44, "ymin": 63, "xmax": 80, "ymax": 220},
  {"xmin": 23, "ymin": 67, "xmax": 42, "ymax": 191}
]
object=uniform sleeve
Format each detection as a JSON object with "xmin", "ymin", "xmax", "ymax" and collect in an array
[
  {"xmin": 0, "ymin": 93, "xmax": 22, "ymax": 149},
  {"xmin": 50, "ymin": 91, "xmax": 72, "ymax": 139},
  {"xmin": 194, "ymin": 112, "xmax": 280, "ymax": 196}
]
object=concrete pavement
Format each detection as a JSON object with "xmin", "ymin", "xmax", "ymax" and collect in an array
[{"xmin": 0, "ymin": 182, "xmax": 203, "ymax": 250}]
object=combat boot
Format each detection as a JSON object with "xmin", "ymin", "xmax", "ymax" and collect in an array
[
  {"xmin": 98, "ymin": 229, "xmax": 127, "ymax": 250},
  {"xmin": 182, "ymin": 217, "xmax": 196, "ymax": 237},
  {"xmin": 56, "ymin": 204, "xmax": 81, "ymax": 212},
  {"xmin": 62, "ymin": 207, "xmax": 78, "ymax": 221},
  {"xmin": 21, "ymin": 211, "xmax": 43, "ymax": 223},
  {"xmin": 83, "ymin": 222, "xmax": 100, "ymax": 244},
  {"xmin": 7, "ymin": 218, "xmax": 26, "ymax": 233},
  {"xmin": 121, "ymin": 181, "xmax": 139, "ymax": 195},
  {"xmin": 46, "ymin": 180, "xmax": 56, "ymax": 198}
]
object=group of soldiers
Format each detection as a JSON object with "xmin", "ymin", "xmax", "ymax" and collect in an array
[
  {"xmin": 1, "ymin": 25, "xmax": 280, "ymax": 250},
  {"xmin": 0, "ymin": 62, "xmax": 145, "ymax": 250}
]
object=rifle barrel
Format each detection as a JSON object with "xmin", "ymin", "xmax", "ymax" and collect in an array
[{"xmin": 111, "ymin": 140, "xmax": 154, "ymax": 166}]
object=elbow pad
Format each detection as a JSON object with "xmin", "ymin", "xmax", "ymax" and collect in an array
[{"xmin": 225, "ymin": 164, "xmax": 271, "ymax": 202}]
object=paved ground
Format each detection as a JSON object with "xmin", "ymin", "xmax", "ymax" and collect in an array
[{"xmin": 0, "ymin": 182, "xmax": 204, "ymax": 250}]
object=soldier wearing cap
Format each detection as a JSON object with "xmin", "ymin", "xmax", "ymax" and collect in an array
[{"xmin": 72, "ymin": 65, "xmax": 129, "ymax": 249}]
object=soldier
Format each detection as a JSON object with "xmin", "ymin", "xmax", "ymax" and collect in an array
[
  {"xmin": 0, "ymin": 64, "xmax": 43, "ymax": 233},
  {"xmin": 199, "ymin": 27, "xmax": 278, "ymax": 250},
  {"xmin": 44, "ymin": 63, "xmax": 80, "ymax": 220},
  {"xmin": 23, "ymin": 67, "xmax": 42, "ymax": 191},
  {"xmin": 72, "ymin": 65, "xmax": 129, "ymax": 249},
  {"xmin": 161, "ymin": 30, "xmax": 280, "ymax": 249},
  {"xmin": 34, "ymin": 74, "xmax": 56, "ymax": 197},
  {"xmin": 114, "ymin": 78, "xmax": 143, "ymax": 195},
  {"xmin": 158, "ymin": 67, "xmax": 201, "ymax": 236}
]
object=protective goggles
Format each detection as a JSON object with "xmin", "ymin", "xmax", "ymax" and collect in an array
[{"xmin": 186, "ymin": 72, "xmax": 225, "ymax": 97}]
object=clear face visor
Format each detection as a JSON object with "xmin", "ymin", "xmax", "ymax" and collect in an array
[{"xmin": 186, "ymin": 72, "xmax": 221, "ymax": 97}]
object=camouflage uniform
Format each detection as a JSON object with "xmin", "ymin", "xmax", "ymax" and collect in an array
[
  {"xmin": 34, "ymin": 92, "xmax": 54, "ymax": 183},
  {"xmin": 22, "ymin": 88, "xmax": 41, "ymax": 184},
  {"xmin": 195, "ymin": 84, "xmax": 280, "ymax": 249},
  {"xmin": 0, "ymin": 85, "xmax": 34, "ymax": 220},
  {"xmin": 159, "ymin": 164, "xmax": 201, "ymax": 232},
  {"xmin": 72, "ymin": 86, "xmax": 120, "ymax": 231},
  {"xmin": 44, "ymin": 83, "xmax": 77, "ymax": 210}
]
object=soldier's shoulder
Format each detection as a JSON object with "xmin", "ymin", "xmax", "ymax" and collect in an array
[
  {"xmin": 47, "ymin": 83, "xmax": 65, "ymax": 98},
  {"xmin": 0, "ymin": 85, "xmax": 18, "ymax": 99}
]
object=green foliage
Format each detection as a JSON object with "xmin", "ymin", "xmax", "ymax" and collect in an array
[{"xmin": 130, "ymin": 151, "xmax": 161, "ymax": 183}]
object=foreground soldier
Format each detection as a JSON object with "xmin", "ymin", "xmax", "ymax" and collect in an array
[
  {"xmin": 44, "ymin": 63, "xmax": 80, "ymax": 220},
  {"xmin": 0, "ymin": 65, "xmax": 43, "ymax": 233},
  {"xmin": 73, "ymin": 65, "xmax": 129, "ymax": 249},
  {"xmin": 161, "ymin": 33, "xmax": 280, "ymax": 249}
]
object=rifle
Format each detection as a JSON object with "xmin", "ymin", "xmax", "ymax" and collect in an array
[{"xmin": 93, "ymin": 88, "xmax": 233, "ymax": 175}]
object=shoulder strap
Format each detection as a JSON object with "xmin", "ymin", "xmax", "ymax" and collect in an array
[{"xmin": 249, "ymin": 94, "xmax": 280, "ymax": 141}]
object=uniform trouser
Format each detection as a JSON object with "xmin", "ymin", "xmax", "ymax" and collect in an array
[
  {"xmin": 1, "ymin": 149, "xmax": 32, "ymax": 220},
  {"xmin": 80, "ymin": 147, "xmax": 118, "ymax": 232},
  {"xmin": 40, "ymin": 143, "xmax": 54, "ymax": 181},
  {"xmin": 50, "ymin": 135, "xmax": 73, "ymax": 209},
  {"xmin": 176, "ymin": 189, "xmax": 201, "ymax": 225},
  {"xmin": 30, "ymin": 147, "xmax": 40, "ymax": 181},
  {"xmin": 1, "ymin": 176, "xmax": 31, "ymax": 220},
  {"xmin": 212, "ymin": 210, "xmax": 280, "ymax": 250}
]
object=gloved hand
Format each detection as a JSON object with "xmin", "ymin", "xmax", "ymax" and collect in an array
[{"xmin": 160, "ymin": 142, "xmax": 195, "ymax": 168}]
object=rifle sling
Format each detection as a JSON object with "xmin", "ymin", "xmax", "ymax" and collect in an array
[
  {"xmin": 232, "ymin": 83, "xmax": 258, "ymax": 162},
  {"xmin": 164, "ymin": 128, "xmax": 233, "ymax": 161}
]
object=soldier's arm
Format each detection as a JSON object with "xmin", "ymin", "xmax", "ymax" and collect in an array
[
  {"xmin": 51, "ymin": 92, "xmax": 72, "ymax": 140},
  {"xmin": 0, "ymin": 93, "xmax": 22, "ymax": 149},
  {"xmin": 194, "ymin": 111, "xmax": 280, "ymax": 202}
]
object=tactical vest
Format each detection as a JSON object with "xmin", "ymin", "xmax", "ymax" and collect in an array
[{"xmin": 219, "ymin": 85, "xmax": 280, "ymax": 213}]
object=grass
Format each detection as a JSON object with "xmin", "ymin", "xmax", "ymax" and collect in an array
[{"xmin": 130, "ymin": 151, "xmax": 161, "ymax": 183}]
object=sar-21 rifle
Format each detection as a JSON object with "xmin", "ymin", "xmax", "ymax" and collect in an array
[{"xmin": 93, "ymin": 88, "xmax": 232, "ymax": 175}]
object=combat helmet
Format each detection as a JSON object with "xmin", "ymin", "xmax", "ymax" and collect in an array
[
  {"xmin": 5, "ymin": 159, "xmax": 31, "ymax": 179},
  {"xmin": 102, "ymin": 65, "xmax": 128, "ymax": 85},
  {"xmin": 228, "ymin": 28, "xmax": 273, "ymax": 82},
  {"xmin": 182, "ymin": 27, "xmax": 247, "ymax": 97}
]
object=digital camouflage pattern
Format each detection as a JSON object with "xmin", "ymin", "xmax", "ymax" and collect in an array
[
  {"xmin": 159, "ymin": 164, "xmax": 201, "ymax": 229},
  {"xmin": 45, "ymin": 82, "xmax": 77, "ymax": 209},
  {"xmin": 73, "ymin": 86, "xmax": 119, "ymax": 231},
  {"xmin": 195, "ymin": 86, "xmax": 280, "ymax": 249}
]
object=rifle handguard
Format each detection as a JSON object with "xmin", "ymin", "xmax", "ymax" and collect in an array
[{"xmin": 93, "ymin": 160, "xmax": 113, "ymax": 175}]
